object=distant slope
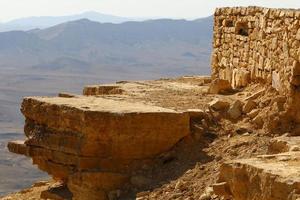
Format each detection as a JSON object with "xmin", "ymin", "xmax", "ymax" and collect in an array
[
  {"xmin": 0, "ymin": 11, "xmax": 143, "ymax": 32},
  {"xmin": 0, "ymin": 16, "xmax": 213, "ymax": 77}
]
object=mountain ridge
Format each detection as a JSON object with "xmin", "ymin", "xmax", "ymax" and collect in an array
[
  {"xmin": 0, "ymin": 17, "xmax": 213, "ymax": 77},
  {"xmin": 0, "ymin": 11, "xmax": 146, "ymax": 32}
]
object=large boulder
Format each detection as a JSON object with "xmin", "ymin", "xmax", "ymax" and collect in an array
[{"xmin": 8, "ymin": 96, "xmax": 191, "ymax": 200}]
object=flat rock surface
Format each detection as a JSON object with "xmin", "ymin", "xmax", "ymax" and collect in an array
[
  {"xmin": 24, "ymin": 96, "xmax": 178, "ymax": 113},
  {"xmin": 236, "ymin": 153, "xmax": 300, "ymax": 181},
  {"xmin": 218, "ymin": 152, "xmax": 300, "ymax": 200}
]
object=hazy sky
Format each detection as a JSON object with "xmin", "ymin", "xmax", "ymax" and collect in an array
[{"xmin": 0, "ymin": 0, "xmax": 299, "ymax": 22}]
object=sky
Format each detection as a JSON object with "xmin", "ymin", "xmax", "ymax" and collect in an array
[{"xmin": 0, "ymin": 0, "xmax": 299, "ymax": 22}]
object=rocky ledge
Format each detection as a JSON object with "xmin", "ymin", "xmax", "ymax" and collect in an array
[
  {"xmin": 8, "ymin": 95, "xmax": 191, "ymax": 200},
  {"xmin": 3, "ymin": 75, "xmax": 300, "ymax": 200},
  {"xmin": 215, "ymin": 151, "xmax": 300, "ymax": 200}
]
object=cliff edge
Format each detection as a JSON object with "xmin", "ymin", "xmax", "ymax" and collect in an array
[{"xmin": 3, "ymin": 6, "xmax": 300, "ymax": 200}]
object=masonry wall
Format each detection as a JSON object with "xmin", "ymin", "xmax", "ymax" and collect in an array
[{"xmin": 212, "ymin": 6, "xmax": 300, "ymax": 96}]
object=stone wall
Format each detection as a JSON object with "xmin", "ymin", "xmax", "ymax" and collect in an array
[
  {"xmin": 211, "ymin": 6, "xmax": 300, "ymax": 122},
  {"xmin": 212, "ymin": 6, "xmax": 300, "ymax": 91}
]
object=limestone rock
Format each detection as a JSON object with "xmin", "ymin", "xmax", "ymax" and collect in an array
[
  {"xmin": 212, "ymin": 182, "xmax": 231, "ymax": 199},
  {"xmin": 242, "ymin": 100, "xmax": 257, "ymax": 114},
  {"xmin": 208, "ymin": 98, "xmax": 230, "ymax": 111},
  {"xmin": 244, "ymin": 89, "xmax": 265, "ymax": 101},
  {"xmin": 83, "ymin": 84, "xmax": 124, "ymax": 96},
  {"xmin": 252, "ymin": 114, "xmax": 264, "ymax": 128},
  {"xmin": 185, "ymin": 109, "xmax": 207, "ymax": 119},
  {"xmin": 272, "ymin": 71, "xmax": 281, "ymax": 91},
  {"xmin": 58, "ymin": 93, "xmax": 77, "ymax": 98},
  {"xmin": 216, "ymin": 152, "xmax": 300, "ymax": 200},
  {"xmin": 9, "ymin": 96, "xmax": 191, "ymax": 199},
  {"xmin": 199, "ymin": 187, "xmax": 214, "ymax": 200},
  {"xmin": 227, "ymin": 100, "xmax": 243, "ymax": 119},
  {"xmin": 209, "ymin": 79, "xmax": 232, "ymax": 94},
  {"xmin": 7, "ymin": 140, "xmax": 29, "ymax": 156},
  {"xmin": 232, "ymin": 68, "xmax": 250, "ymax": 88},
  {"xmin": 20, "ymin": 97, "xmax": 189, "ymax": 159},
  {"xmin": 269, "ymin": 136, "xmax": 300, "ymax": 154},
  {"xmin": 247, "ymin": 109, "xmax": 259, "ymax": 119}
]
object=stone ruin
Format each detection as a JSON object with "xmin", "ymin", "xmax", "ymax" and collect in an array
[
  {"xmin": 211, "ymin": 6, "xmax": 300, "ymax": 200},
  {"xmin": 5, "ymin": 6, "xmax": 300, "ymax": 200},
  {"xmin": 212, "ymin": 6, "xmax": 300, "ymax": 129},
  {"xmin": 212, "ymin": 6, "xmax": 300, "ymax": 91}
]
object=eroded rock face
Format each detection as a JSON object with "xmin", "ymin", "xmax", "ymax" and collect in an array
[
  {"xmin": 215, "ymin": 153, "xmax": 300, "ymax": 200},
  {"xmin": 214, "ymin": 133, "xmax": 300, "ymax": 200},
  {"xmin": 8, "ymin": 96, "xmax": 190, "ymax": 200}
]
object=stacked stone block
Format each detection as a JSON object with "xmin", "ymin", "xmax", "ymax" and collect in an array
[
  {"xmin": 212, "ymin": 7, "xmax": 300, "ymax": 91},
  {"xmin": 212, "ymin": 6, "xmax": 300, "ymax": 122}
]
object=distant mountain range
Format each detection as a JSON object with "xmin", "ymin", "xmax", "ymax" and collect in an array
[
  {"xmin": 0, "ymin": 11, "xmax": 145, "ymax": 32},
  {"xmin": 0, "ymin": 16, "xmax": 213, "ymax": 77}
]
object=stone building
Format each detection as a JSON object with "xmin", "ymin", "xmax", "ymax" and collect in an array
[
  {"xmin": 211, "ymin": 6, "xmax": 300, "ymax": 123},
  {"xmin": 212, "ymin": 6, "xmax": 300, "ymax": 92}
]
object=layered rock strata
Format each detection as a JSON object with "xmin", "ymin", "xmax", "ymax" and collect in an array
[
  {"xmin": 8, "ymin": 96, "xmax": 190, "ymax": 200},
  {"xmin": 214, "ymin": 135, "xmax": 300, "ymax": 200}
]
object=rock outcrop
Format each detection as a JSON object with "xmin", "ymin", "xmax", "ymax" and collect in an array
[
  {"xmin": 8, "ymin": 96, "xmax": 190, "ymax": 200},
  {"xmin": 214, "ymin": 145, "xmax": 300, "ymax": 200}
]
